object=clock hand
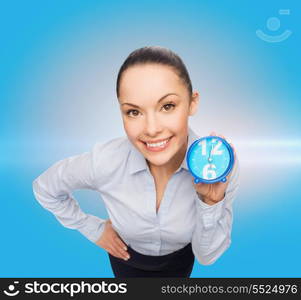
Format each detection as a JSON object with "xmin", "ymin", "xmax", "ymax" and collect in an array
[{"xmin": 208, "ymin": 143, "xmax": 213, "ymax": 163}]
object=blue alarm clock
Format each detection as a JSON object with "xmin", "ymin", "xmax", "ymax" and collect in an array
[{"xmin": 187, "ymin": 136, "xmax": 234, "ymax": 184}]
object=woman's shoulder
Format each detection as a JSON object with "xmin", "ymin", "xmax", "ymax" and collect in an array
[
  {"xmin": 91, "ymin": 136, "xmax": 131, "ymax": 162},
  {"xmin": 92, "ymin": 136, "xmax": 130, "ymax": 153},
  {"xmin": 90, "ymin": 136, "xmax": 132, "ymax": 180}
]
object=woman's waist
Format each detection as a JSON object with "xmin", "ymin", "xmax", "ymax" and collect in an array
[
  {"xmin": 110, "ymin": 240, "xmax": 194, "ymax": 271},
  {"xmin": 123, "ymin": 238, "xmax": 190, "ymax": 256}
]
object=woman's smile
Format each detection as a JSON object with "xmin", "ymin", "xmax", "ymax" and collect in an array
[{"xmin": 140, "ymin": 136, "xmax": 174, "ymax": 152}]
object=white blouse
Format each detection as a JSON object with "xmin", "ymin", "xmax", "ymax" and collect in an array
[{"xmin": 32, "ymin": 127, "xmax": 240, "ymax": 265}]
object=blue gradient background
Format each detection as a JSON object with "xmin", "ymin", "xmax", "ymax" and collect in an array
[{"xmin": 1, "ymin": 0, "xmax": 300, "ymax": 277}]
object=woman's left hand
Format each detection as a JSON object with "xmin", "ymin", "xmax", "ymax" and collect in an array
[{"xmin": 192, "ymin": 132, "xmax": 236, "ymax": 206}]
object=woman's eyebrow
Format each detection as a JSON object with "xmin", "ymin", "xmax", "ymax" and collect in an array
[{"xmin": 121, "ymin": 93, "xmax": 178, "ymax": 108}]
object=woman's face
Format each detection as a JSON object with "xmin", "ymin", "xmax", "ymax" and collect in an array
[{"xmin": 118, "ymin": 63, "xmax": 199, "ymax": 169}]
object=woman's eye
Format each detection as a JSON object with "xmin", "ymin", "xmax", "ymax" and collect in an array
[
  {"xmin": 162, "ymin": 103, "xmax": 175, "ymax": 111},
  {"xmin": 126, "ymin": 110, "xmax": 139, "ymax": 117}
]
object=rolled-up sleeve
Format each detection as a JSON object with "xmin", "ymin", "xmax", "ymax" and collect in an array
[
  {"xmin": 32, "ymin": 148, "xmax": 106, "ymax": 243},
  {"xmin": 192, "ymin": 157, "xmax": 240, "ymax": 265}
]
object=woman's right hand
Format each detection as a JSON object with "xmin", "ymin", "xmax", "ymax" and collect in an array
[{"xmin": 95, "ymin": 219, "xmax": 130, "ymax": 261}]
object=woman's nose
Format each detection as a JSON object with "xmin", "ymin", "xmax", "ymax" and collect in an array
[{"xmin": 144, "ymin": 114, "xmax": 162, "ymax": 137}]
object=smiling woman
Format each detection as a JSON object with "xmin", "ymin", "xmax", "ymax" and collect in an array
[{"xmin": 32, "ymin": 46, "xmax": 240, "ymax": 278}]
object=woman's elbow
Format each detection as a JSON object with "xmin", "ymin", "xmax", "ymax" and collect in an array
[{"xmin": 193, "ymin": 239, "xmax": 231, "ymax": 266}]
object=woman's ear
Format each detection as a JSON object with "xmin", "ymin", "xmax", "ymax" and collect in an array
[{"xmin": 189, "ymin": 91, "xmax": 199, "ymax": 116}]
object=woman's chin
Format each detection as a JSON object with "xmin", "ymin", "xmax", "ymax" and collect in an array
[{"xmin": 146, "ymin": 156, "xmax": 171, "ymax": 167}]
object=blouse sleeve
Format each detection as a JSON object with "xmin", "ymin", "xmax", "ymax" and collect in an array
[
  {"xmin": 32, "ymin": 147, "xmax": 106, "ymax": 243},
  {"xmin": 191, "ymin": 157, "xmax": 240, "ymax": 265}
]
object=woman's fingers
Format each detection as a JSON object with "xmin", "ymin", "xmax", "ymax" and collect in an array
[
  {"xmin": 211, "ymin": 132, "xmax": 234, "ymax": 148},
  {"xmin": 106, "ymin": 245, "xmax": 123, "ymax": 259},
  {"xmin": 210, "ymin": 131, "xmax": 227, "ymax": 140},
  {"xmin": 114, "ymin": 236, "xmax": 128, "ymax": 251},
  {"xmin": 105, "ymin": 242, "xmax": 129, "ymax": 260},
  {"xmin": 96, "ymin": 220, "xmax": 131, "ymax": 260},
  {"xmin": 110, "ymin": 242, "xmax": 130, "ymax": 260},
  {"xmin": 112, "ymin": 235, "xmax": 130, "ymax": 259},
  {"xmin": 229, "ymin": 142, "xmax": 236, "ymax": 157}
]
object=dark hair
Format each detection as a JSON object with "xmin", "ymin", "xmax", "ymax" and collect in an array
[{"xmin": 116, "ymin": 46, "xmax": 193, "ymax": 98}]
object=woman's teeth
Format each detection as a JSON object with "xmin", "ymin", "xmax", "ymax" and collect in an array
[
  {"xmin": 146, "ymin": 138, "xmax": 170, "ymax": 148},
  {"xmin": 146, "ymin": 139, "xmax": 169, "ymax": 148}
]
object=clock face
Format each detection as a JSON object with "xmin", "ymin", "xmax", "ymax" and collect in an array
[{"xmin": 187, "ymin": 136, "xmax": 234, "ymax": 183}]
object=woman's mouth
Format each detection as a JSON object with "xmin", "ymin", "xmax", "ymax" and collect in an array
[{"xmin": 141, "ymin": 136, "xmax": 173, "ymax": 152}]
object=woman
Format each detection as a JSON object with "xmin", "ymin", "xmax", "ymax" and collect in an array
[{"xmin": 32, "ymin": 46, "xmax": 240, "ymax": 278}]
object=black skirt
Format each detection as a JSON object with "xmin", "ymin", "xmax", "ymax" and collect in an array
[{"xmin": 108, "ymin": 243, "xmax": 195, "ymax": 278}]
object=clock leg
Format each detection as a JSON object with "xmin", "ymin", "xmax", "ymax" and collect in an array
[{"xmin": 194, "ymin": 178, "xmax": 201, "ymax": 184}]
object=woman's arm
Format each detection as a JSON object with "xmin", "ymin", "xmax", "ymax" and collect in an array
[
  {"xmin": 32, "ymin": 149, "xmax": 106, "ymax": 243},
  {"xmin": 191, "ymin": 158, "xmax": 240, "ymax": 265}
]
